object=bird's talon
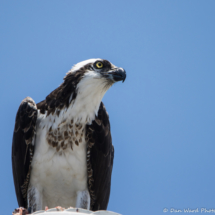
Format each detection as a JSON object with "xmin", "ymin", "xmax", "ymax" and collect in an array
[
  {"xmin": 55, "ymin": 206, "xmax": 64, "ymax": 211},
  {"xmin": 12, "ymin": 207, "xmax": 28, "ymax": 215}
]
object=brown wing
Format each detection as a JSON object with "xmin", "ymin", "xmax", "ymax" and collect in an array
[
  {"xmin": 12, "ymin": 97, "xmax": 37, "ymax": 208},
  {"xmin": 86, "ymin": 102, "xmax": 114, "ymax": 211}
]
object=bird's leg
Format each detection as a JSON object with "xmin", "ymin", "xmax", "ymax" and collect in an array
[
  {"xmin": 76, "ymin": 190, "xmax": 90, "ymax": 210},
  {"xmin": 27, "ymin": 186, "xmax": 43, "ymax": 213}
]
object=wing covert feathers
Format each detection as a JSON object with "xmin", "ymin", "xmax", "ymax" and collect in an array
[
  {"xmin": 12, "ymin": 97, "xmax": 37, "ymax": 208},
  {"xmin": 86, "ymin": 102, "xmax": 114, "ymax": 211}
]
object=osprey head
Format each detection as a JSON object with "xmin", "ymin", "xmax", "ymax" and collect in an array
[
  {"xmin": 70, "ymin": 58, "xmax": 126, "ymax": 84},
  {"xmin": 65, "ymin": 58, "xmax": 126, "ymax": 123}
]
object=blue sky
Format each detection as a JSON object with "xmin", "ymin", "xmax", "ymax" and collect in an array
[{"xmin": 1, "ymin": 1, "xmax": 215, "ymax": 214}]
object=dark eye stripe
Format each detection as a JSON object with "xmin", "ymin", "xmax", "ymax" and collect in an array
[{"xmin": 93, "ymin": 59, "xmax": 112, "ymax": 71}]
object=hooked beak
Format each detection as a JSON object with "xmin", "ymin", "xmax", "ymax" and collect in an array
[{"xmin": 109, "ymin": 68, "xmax": 126, "ymax": 83}]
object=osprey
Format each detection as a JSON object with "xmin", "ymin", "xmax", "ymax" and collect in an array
[{"xmin": 12, "ymin": 59, "xmax": 126, "ymax": 213}]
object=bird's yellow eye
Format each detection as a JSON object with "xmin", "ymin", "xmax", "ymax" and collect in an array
[{"xmin": 96, "ymin": 62, "xmax": 103, "ymax": 69}]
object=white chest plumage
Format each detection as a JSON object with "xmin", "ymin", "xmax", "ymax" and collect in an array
[{"xmin": 29, "ymin": 111, "xmax": 89, "ymax": 210}]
